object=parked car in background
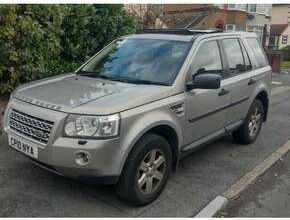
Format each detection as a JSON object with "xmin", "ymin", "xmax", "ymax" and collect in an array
[{"xmin": 3, "ymin": 29, "xmax": 271, "ymax": 206}]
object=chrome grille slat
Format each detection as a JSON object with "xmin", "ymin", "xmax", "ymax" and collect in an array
[{"xmin": 8, "ymin": 109, "xmax": 54, "ymax": 144}]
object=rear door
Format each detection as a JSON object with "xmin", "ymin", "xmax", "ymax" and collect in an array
[{"xmin": 220, "ymin": 38, "xmax": 254, "ymax": 127}]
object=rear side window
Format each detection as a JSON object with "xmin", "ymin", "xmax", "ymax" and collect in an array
[
  {"xmin": 247, "ymin": 38, "xmax": 268, "ymax": 68},
  {"xmin": 190, "ymin": 40, "xmax": 222, "ymax": 75},
  {"xmin": 222, "ymin": 38, "xmax": 245, "ymax": 75}
]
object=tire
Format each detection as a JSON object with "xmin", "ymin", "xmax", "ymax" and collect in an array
[
  {"xmin": 115, "ymin": 133, "xmax": 172, "ymax": 206},
  {"xmin": 233, "ymin": 99, "xmax": 264, "ymax": 145}
]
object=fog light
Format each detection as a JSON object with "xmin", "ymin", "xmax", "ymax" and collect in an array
[{"xmin": 74, "ymin": 151, "xmax": 91, "ymax": 166}]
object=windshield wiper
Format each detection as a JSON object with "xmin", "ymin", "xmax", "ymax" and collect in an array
[
  {"xmin": 129, "ymin": 79, "xmax": 169, "ymax": 86},
  {"xmin": 77, "ymin": 70, "xmax": 98, "ymax": 77},
  {"xmin": 78, "ymin": 71, "xmax": 169, "ymax": 86},
  {"xmin": 109, "ymin": 76, "xmax": 170, "ymax": 86},
  {"xmin": 78, "ymin": 71, "xmax": 114, "ymax": 80}
]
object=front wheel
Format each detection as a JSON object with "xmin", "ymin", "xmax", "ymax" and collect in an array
[
  {"xmin": 233, "ymin": 99, "xmax": 264, "ymax": 145},
  {"xmin": 115, "ymin": 133, "xmax": 172, "ymax": 206}
]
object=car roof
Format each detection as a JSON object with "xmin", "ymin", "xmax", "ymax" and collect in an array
[{"xmin": 125, "ymin": 29, "xmax": 257, "ymax": 42}]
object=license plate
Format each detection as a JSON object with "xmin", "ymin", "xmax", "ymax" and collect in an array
[{"xmin": 8, "ymin": 135, "xmax": 38, "ymax": 159}]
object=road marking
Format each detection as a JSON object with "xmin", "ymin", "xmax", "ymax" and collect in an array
[
  {"xmin": 223, "ymin": 140, "xmax": 290, "ymax": 200},
  {"xmin": 271, "ymin": 86, "xmax": 290, "ymax": 96},
  {"xmin": 272, "ymin": 81, "xmax": 283, "ymax": 85},
  {"xmin": 195, "ymin": 195, "xmax": 228, "ymax": 218},
  {"xmin": 194, "ymin": 140, "xmax": 290, "ymax": 217}
]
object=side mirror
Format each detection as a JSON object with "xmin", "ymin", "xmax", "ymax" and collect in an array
[{"xmin": 187, "ymin": 73, "xmax": 221, "ymax": 90}]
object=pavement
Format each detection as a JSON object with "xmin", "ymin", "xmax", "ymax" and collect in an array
[
  {"xmin": 220, "ymin": 151, "xmax": 290, "ymax": 217},
  {"xmin": 0, "ymin": 73, "xmax": 290, "ymax": 217}
]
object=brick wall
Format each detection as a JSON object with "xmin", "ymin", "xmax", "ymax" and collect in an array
[{"xmin": 160, "ymin": 4, "xmax": 247, "ymax": 29}]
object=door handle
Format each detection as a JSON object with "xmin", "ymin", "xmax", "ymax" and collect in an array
[
  {"xmin": 218, "ymin": 89, "xmax": 229, "ymax": 96},
  {"xmin": 248, "ymin": 78, "xmax": 256, "ymax": 85}
]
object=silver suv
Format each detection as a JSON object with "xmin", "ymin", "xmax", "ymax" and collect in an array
[{"xmin": 3, "ymin": 29, "xmax": 271, "ymax": 206}]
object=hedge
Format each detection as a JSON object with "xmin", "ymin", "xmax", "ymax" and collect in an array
[
  {"xmin": 0, "ymin": 4, "xmax": 136, "ymax": 95},
  {"xmin": 281, "ymin": 45, "xmax": 290, "ymax": 61}
]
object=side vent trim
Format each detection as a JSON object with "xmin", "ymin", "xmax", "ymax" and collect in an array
[{"xmin": 170, "ymin": 103, "xmax": 185, "ymax": 116}]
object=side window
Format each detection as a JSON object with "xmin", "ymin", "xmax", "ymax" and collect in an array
[
  {"xmin": 221, "ymin": 38, "xmax": 245, "ymax": 75},
  {"xmin": 190, "ymin": 41, "xmax": 222, "ymax": 76},
  {"xmin": 246, "ymin": 38, "xmax": 268, "ymax": 68},
  {"xmin": 240, "ymin": 41, "xmax": 252, "ymax": 71}
]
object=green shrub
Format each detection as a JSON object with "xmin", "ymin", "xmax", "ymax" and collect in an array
[
  {"xmin": 281, "ymin": 45, "xmax": 290, "ymax": 61},
  {"xmin": 0, "ymin": 4, "xmax": 136, "ymax": 95}
]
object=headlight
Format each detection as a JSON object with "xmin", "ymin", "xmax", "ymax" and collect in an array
[{"xmin": 64, "ymin": 114, "xmax": 120, "ymax": 138}]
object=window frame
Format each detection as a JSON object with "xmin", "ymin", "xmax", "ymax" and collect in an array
[
  {"xmin": 219, "ymin": 38, "xmax": 248, "ymax": 78},
  {"xmin": 186, "ymin": 39, "xmax": 226, "ymax": 82}
]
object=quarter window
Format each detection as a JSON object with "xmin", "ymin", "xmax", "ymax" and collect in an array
[
  {"xmin": 190, "ymin": 41, "xmax": 222, "ymax": 76},
  {"xmin": 222, "ymin": 39, "xmax": 245, "ymax": 75},
  {"xmin": 247, "ymin": 38, "xmax": 268, "ymax": 68}
]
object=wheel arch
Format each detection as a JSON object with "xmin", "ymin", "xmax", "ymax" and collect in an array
[
  {"xmin": 255, "ymin": 90, "xmax": 269, "ymax": 121},
  {"xmin": 145, "ymin": 124, "xmax": 179, "ymax": 169},
  {"xmin": 123, "ymin": 122, "xmax": 181, "ymax": 172}
]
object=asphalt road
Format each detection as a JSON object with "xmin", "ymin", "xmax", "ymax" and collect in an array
[
  {"xmin": 218, "ymin": 73, "xmax": 290, "ymax": 217},
  {"xmin": 0, "ymin": 73, "xmax": 290, "ymax": 217}
]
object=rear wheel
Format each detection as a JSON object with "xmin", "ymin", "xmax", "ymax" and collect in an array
[
  {"xmin": 233, "ymin": 99, "xmax": 264, "ymax": 145},
  {"xmin": 115, "ymin": 133, "xmax": 172, "ymax": 206}
]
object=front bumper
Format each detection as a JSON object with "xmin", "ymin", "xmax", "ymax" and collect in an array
[{"xmin": 3, "ymin": 99, "xmax": 124, "ymax": 183}]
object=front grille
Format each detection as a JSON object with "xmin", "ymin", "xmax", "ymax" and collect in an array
[{"xmin": 8, "ymin": 109, "xmax": 54, "ymax": 144}]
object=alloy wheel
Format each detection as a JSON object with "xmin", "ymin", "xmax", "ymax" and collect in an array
[
  {"xmin": 248, "ymin": 106, "xmax": 262, "ymax": 138},
  {"xmin": 137, "ymin": 149, "xmax": 166, "ymax": 195}
]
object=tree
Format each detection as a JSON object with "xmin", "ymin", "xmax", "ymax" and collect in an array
[
  {"xmin": 125, "ymin": 4, "xmax": 164, "ymax": 29},
  {"xmin": 0, "ymin": 4, "xmax": 136, "ymax": 95}
]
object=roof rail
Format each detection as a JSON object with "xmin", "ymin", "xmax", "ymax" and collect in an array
[{"xmin": 136, "ymin": 28, "xmax": 223, "ymax": 35}]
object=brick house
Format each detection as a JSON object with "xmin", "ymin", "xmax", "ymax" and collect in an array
[
  {"xmin": 126, "ymin": 4, "xmax": 272, "ymax": 46},
  {"xmin": 160, "ymin": 4, "xmax": 247, "ymax": 30}
]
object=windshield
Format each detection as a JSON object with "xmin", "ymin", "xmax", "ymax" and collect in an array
[{"xmin": 79, "ymin": 38, "xmax": 191, "ymax": 85}]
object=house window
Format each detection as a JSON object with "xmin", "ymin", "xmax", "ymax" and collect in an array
[
  {"xmin": 247, "ymin": 26, "xmax": 264, "ymax": 42},
  {"xmin": 248, "ymin": 4, "xmax": 257, "ymax": 13},
  {"xmin": 214, "ymin": 4, "xmax": 225, "ymax": 9},
  {"xmin": 227, "ymin": 4, "xmax": 247, "ymax": 11},
  {"xmin": 236, "ymin": 4, "xmax": 247, "ymax": 11},
  {"xmin": 226, "ymin": 24, "xmax": 235, "ymax": 32},
  {"xmin": 228, "ymin": 4, "xmax": 236, "ymax": 9},
  {"xmin": 236, "ymin": 25, "xmax": 246, "ymax": 31}
]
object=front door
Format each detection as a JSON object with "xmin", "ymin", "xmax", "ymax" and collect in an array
[{"xmin": 184, "ymin": 39, "xmax": 230, "ymax": 146}]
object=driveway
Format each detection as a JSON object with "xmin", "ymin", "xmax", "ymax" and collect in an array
[{"xmin": 1, "ymin": 73, "xmax": 290, "ymax": 217}]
